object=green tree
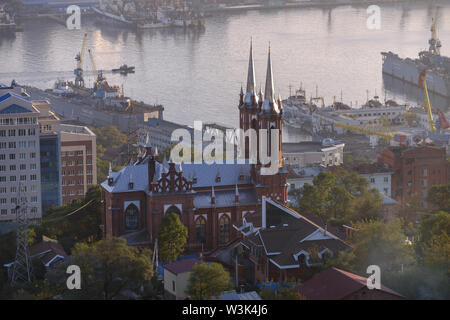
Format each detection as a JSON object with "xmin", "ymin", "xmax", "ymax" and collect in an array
[
  {"xmin": 158, "ymin": 212, "xmax": 188, "ymax": 262},
  {"xmin": 296, "ymin": 169, "xmax": 382, "ymax": 225},
  {"xmin": 329, "ymin": 219, "xmax": 415, "ymax": 275},
  {"xmin": 61, "ymin": 237, "xmax": 153, "ymax": 300},
  {"xmin": 186, "ymin": 263, "xmax": 232, "ymax": 300},
  {"xmin": 427, "ymin": 184, "xmax": 450, "ymax": 212}
]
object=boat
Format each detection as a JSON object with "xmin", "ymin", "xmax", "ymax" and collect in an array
[
  {"xmin": 52, "ymin": 79, "xmax": 74, "ymax": 96},
  {"xmin": 382, "ymin": 8, "xmax": 450, "ymax": 98},
  {"xmin": 112, "ymin": 64, "xmax": 135, "ymax": 74},
  {"xmin": 0, "ymin": 5, "xmax": 18, "ymax": 33},
  {"xmin": 92, "ymin": 1, "xmax": 134, "ymax": 27}
]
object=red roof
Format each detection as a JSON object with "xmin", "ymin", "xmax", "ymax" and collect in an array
[
  {"xmin": 163, "ymin": 258, "xmax": 202, "ymax": 275},
  {"xmin": 298, "ymin": 267, "xmax": 404, "ymax": 300}
]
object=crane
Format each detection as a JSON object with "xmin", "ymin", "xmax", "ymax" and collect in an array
[
  {"xmin": 418, "ymin": 68, "xmax": 436, "ymax": 133},
  {"xmin": 88, "ymin": 48, "xmax": 102, "ymax": 89},
  {"xmin": 74, "ymin": 33, "xmax": 87, "ymax": 87},
  {"xmin": 333, "ymin": 123, "xmax": 406, "ymax": 146},
  {"xmin": 429, "ymin": 7, "xmax": 441, "ymax": 56}
]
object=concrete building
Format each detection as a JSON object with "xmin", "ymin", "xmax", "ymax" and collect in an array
[
  {"xmin": 283, "ymin": 140, "xmax": 344, "ymax": 168},
  {"xmin": 0, "ymin": 92, "xmax": 42, "ymax": 222},
  {"xmin": 58, "ymin": 124, "xmax": 97, "ymax": 204},
  {"xmin": 377, "ymin": 145, "xmax": 450, "ymax": 207},
  {"xmin": 343, "ymin": 162, "xmax": 394, "ymax": 197},
  {"xmin": 35, "ymin": 100, "xmax": 97, "ymax": 207}
]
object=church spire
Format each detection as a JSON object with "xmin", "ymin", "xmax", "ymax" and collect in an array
[
  {"xmin": 245, "ymin": 38, "xmax": 257, "ymax": 107},
  {"xmin": 263, "ymin": 45, "xmax": 279, "ymax": 114}
]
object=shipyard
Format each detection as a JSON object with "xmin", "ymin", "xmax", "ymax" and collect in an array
[{"xmin": 0, "ymin": 0, "xmax": 449, "ymax": 304}]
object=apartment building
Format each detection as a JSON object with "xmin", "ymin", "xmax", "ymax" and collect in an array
[
  {"xmin": 59, "ymin": 124, "xmax": 96, "ymax": 204},
  {"xmin": 0, "ymin": 92, "xmax": 42, "ymax": 222},
  {"xmin": 35, "ymin": 100, "xmax": 97, "ymax": 207},
  {"xmin": 377, "ymin": 145, "xmax": 450, "ymax": 207}
]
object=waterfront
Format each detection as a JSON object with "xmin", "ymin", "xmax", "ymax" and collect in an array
[{"xmin": 1, "ymin": 1, "xmax": 450, "ymax": 129}]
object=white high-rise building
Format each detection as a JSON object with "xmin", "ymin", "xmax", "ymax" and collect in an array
[{"xmin": 0, "ymin": 92, "xmax": 42, "ymax": 222}]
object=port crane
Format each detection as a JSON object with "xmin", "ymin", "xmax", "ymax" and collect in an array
[
  {"xmin": 429, "ymin": 7, "xmax": 441, "ymax": 56},
  {"xmin": 333, "ymin": 123, "xmax": 406, "ymax": 146},
  {"xmin": 74, "ymin": 33, "xmax": 88, "ymax": 87},
  {"xmin": 88, "ymin": 49, "xmax": 100, "ymax": 85},
  {"xmin": 418, "ymin": 68, "xmax": 436, "ymax": 133}
]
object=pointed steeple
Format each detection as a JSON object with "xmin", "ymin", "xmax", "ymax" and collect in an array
[
  {"xmin": 108, "ymin": 162, "xmax": 112, "ymax": 178},
  {"xmin": 263, "ymin": 45, "xmax": 279, "ymax": 114},
  {"xmin": 211, "ymin": 186, "xmax": 215, "ymax": 205},
  {"xmin": 245, "ymin": 38, "xmax": 258, "ymax": 107}
]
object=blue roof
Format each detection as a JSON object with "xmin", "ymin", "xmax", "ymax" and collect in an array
[
  {"xmin": 0, "ymin": 92, "xmax": 29, "ymax": 104},
  {"xmin": 0, "ymin": 104, "xmax": 32, "ymax": 114}
]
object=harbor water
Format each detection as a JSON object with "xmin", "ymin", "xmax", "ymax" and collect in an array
[{"xmin": 1, "ymin": 1, "xmax": 450, "ymax": 132}]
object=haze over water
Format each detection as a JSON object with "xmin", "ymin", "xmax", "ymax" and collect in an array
[{"xmin": 1, "ymin": 1, "xmax": 450, "ymax": 128}]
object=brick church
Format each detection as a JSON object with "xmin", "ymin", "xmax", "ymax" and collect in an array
[{"xmin": 101, "ymin": 43, "xmax": 288, "ymax": 252}]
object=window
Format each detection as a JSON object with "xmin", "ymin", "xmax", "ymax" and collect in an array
[
  {"xmin": 20, "ymin": 175, "xmax": 26, "ymax": 181},
  {"xmin": 9, "ymin": 165, "xmax": 16, "ymax": 171},
  {"xmin": 195, "ymin": 216, "xmax": 206, "ymax": 246},
  {"xmin": 18, "ymin": 141, "xmax": 26, "ymax": 148},
  {"xmin": 30, "ymin": 152, "xmax": 36, "ymax": 159},
  {"xmin": 9, "ymin": 142, "xmax": 16, "ymax": 149},
  {"xmin": 370, "ymin": 178, "xmax": 375, "ymax": 183},
  {"xmin": 20, "ymin": 164, "xmax": 26, "ymax": 170},
  {"xmin": 28, "ymin": 128, "xmax": 35, "ymax": 136},
  {"xmin": 10, "ymin": 176, "xmax": 16, "ymax": 182},
  {"xmin": 219, "ymin": 215, "xmax": 230, "ymax": 245},
  {"xmin": 0, "ymin": 198, "xmax": 7, "ymax": 204},
  {"xmin": 28, "ymin": 141, "xmax": 36, "ymax": 148},
  {"xmin": 125, "ymin": 204, "xmax": 139, "ymax": 230},
  {"xmin": 30, "ymin": 174, "xmax": 37, "ymax": 181},
  {"xmin": 0, "ymin": 165, "xmax": 5, "ymax": 172},
  {"xmin": 30, "ymin": 163, "xmax": 36, "ymax": 170},
  {"xmin": 8, "ymin": 129, "xmax": 15, "ymax": 136},
  {"xmin": 0, "ymin": 209, "xmax": 6, "ymax": 215},
  {"xmin": 0, "ymin": 154, "xmax": 4, "ymax": 161},
  {"xmin": 19, "ymin": 153, "xmax": 25, "ymax": 159},
  {"xmin": 9, "ymin": 153, "xmax": 15, "ymax": 160},
  {"xmin": 18, "ymin": 129, "xmax": 26, "ymax": 136},
  {"xmin": 384, "ymin": 177, "xmax": 389, "ymax": 182}
]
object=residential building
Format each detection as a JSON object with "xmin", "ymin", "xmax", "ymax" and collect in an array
[
  {"xmin": 34, "ymin": 100, "xmax": 97, "ymax": 206},
  {"xmin": 343, "ymin": 162, "xmax": 394, "ymax": 197},
  {"xmin": 377, "ymin": 145, "xmax": 450, "ymax": 207},
  {"xmin": 59, "ymin": 124, "xmax": 97, "ymax": 204},
  {"xmin": 297, "ymin": 267, "xmax": 404, "ymax": 300},
  {"xmin": 163, "ymin": 258, "xmax": 202, "ymax": 300},
  {"xmin": 283, "ymin": 140, "xmax": 345, "ymax": 168},
  {"xmin": 0, "ymin": 92, "xmax": 42, "ymax": 222},
  {"xmin": 4, "ymin": 237, "xmax": 68, "ymax": 280},
  {"xmin": 286, "ymin": 166, "xmax": 325, "ymax": 192},
  {"xmin": 101, "ymin": 45, "xmax": 288, "ymax": 252},
  {"xmin": 236, "ymin": 198, "xmax": 351, "ymax": 284}
]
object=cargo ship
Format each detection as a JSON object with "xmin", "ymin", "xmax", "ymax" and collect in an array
[
  {"xmin": 382, "ymin": 8, "xmax": 450, "ymax": 98},
  {"xmin": 0, "ymin": 5, "xmax": 19, "ymax": 33}
]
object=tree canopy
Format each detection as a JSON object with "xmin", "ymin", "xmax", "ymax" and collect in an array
[
  {"xmin": 158, "ymin": 212, "xmax": 188, "ymax": 262},
  {"xmin": 293, "ymin": 168, "xmax": 383, "ymax": 226},
  {"xmin": 58, "ymin": 237, "xmax": 153, "ymax": 300},
  {"xmin": 186, "ymin": 262, "xmax": 232, "ymax": 300}
]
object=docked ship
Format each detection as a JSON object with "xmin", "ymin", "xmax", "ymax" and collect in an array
[
  {"xmin": 382, "ymin": 8, "xmax": 450, "ymax": 98},
  {"xmin": 92, "ymin": 0, "xmax": 134, "ymax": 27},
  {"xmin": 0, "ymin": 5, "xmax": 18, "ymax": 33}
]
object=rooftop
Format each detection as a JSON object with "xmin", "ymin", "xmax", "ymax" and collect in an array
[
  {"xmin": 298, "ymin": 267, "xmax": 404, "ymax": 300},
  {"xmin": 163, "ymin": 258, "xmax": 202, "ymax": 275}
]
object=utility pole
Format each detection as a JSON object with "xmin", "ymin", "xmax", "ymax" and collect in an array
[{"xmin": 11, "ymin": 182, "xmax": 33, "ymax": 285}]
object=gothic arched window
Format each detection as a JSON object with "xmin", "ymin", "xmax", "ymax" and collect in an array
[
  {"xmin": 219, "ymin": 214, "xmax": 230, "ymax": 245},
  {"xmin": 125, "ymin": 204, "xmax": 139, "ymax": 231},
  {"xmin": 166, "ymin": 205, "xmax": 181, "ymax": 218},
  {"xmin": 195, "ymin": 216, "xmax": 206, "ymax": 247}
]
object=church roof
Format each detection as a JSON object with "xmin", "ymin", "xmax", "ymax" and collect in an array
[
  {"xmin": 101, "ymin": 160, "xmax": 253, "ymax": 193},
  {"xmin": 194, "ymin": 188, "xmax": 258, "ymax": 208}
]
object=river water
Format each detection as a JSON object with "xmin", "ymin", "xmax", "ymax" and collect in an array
[{"xmin": 1, "ymin": 1, "xmax": 450, "ymax": 129}]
